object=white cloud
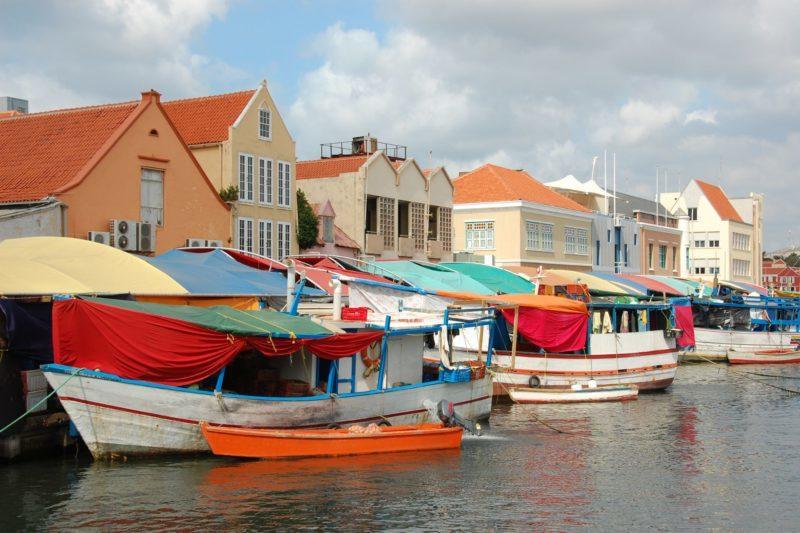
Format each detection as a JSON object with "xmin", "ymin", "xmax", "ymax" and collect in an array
[
  {"xmin": 0, "ymin": 0, "xmax": 235, "ymax": 110},
  {"xmin": 685, "ymin": 109, "xmax": 718, "ymax": 125}
]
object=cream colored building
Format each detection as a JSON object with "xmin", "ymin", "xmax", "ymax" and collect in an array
[
  {"xmin": 660, "ymin": 179, "xmax": 759, "ymax": 282},
  {"xmin": 296, "ymin": 137, "xmax": 453, "ymax": 261},
  {"xmin": 453, "ymin": 164, "xmax": 594, "ymax": 270},
  {"xmin": 164, "ymin": 81, "xmax": 298, "ymax": 260}
]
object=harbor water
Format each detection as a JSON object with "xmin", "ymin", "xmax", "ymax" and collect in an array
[{"xmin": 2, "ymin": 364, "xmax": 799, "ymax": 530}]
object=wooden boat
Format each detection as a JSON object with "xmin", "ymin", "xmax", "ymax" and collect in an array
[
  {"xmin": 200, "ymin": 422, "xmax": 463, "ymax": 459},
  {"xmin": 727, "ymin": 348, "xmax": 800, "ymax": 364},
  {"xmin": 509, "ymin": 384, "xmax": 638, "ymax": 404}
]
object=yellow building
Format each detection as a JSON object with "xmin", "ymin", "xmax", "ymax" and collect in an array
[
  {"xmin": 163, "ymin": 81, "xmax": 298, "ymax": 259},
  {"xmin": 453, "ymin": 164, "xmax": 594, "ymax": 270},
  {"xmin": 297, "ymin": 137, "xmax": 454, "ymax": 261}
]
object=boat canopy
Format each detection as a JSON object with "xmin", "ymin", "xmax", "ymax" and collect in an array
[
  {"xmin": 370, "ymin": 261, "xmax": 495, "ymax": 295},
  {"xmin": 53, "ymin": 298, "xmax": 384, "ymax": 386},
  {"xmin": 588, "ymin": 272, "xmax": 648, "ymax": 296},
  {"xmin": 0, "ymin": 237, "xmax": 187, "ymax": 296},
  {"xmin": 547, "ymin": 269, "xmax": 637, "ymax": 296},
  {"xmin": 440, "ymin": 262, "xmax": 536, "ymax": 294},
  {"xmin": 718, "ymin": 279, "xmax": 768, "ymax": 296},
  {"xmin": 618, "ymin": 274, "xmax": 683, "ymax": 296},
  {"xmin": 147, "ymin": 249, "xmax": 325, "ymax": 297}
]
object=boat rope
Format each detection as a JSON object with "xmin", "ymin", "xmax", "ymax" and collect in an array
[
  {"xmin": 488, "ymin": 368, "xmax": 571, "ymax": 435},
  {"xmin": 0, "ymin": 367, "xmax": 84, "ymax": 435},
  {"xmin": 738, "ymin": 370, "xmax": 800, "ymax": 380},
  {"xmin": 693, "ymin": 354, "xmax": 800, "ymax": 395}
]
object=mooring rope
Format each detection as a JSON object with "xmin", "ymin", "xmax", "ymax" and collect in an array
[
  {"xmin": 0, "ymin": 367, "xmax": 84, "ymax": 435},
  {"xmin": 693, "ymin": 354, "xmax": 800, "ymax": 395}
]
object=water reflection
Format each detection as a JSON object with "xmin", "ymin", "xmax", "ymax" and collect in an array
[{"xmin": 2, "ymin": 365, "xmax": 800, "ymax": 530}]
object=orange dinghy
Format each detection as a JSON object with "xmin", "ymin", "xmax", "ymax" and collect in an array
[{"xmin": 200, "ymin": 422, "xmax": 463, "ymax": 459}]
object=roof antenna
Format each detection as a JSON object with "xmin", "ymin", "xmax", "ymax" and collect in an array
[
  {"xmin": 590, "ymin": 155, "xmax": 598, "ymax": 181},
  {"xmin": 603, "ymin": 150, "xmax": 608, "ymax": 215}
]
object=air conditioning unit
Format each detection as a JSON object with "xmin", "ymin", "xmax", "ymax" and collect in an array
[
  {"xmin": 88, "ymin": 231, "xmax": 111, "ymax": 245},
  {"xmin": 185, "ymin": 238, "xmax": 205, "ymax": 247},
  {"xmin": 138, "ymin": 222, "xmax": 156, "ymax": 253},
  {"xmin": 205, "ymin": 239, "xmax": 223, "ymax": 248},
  {"xmin": 110, "ymin": 219, "xmax": 138, "ymax": 251}
]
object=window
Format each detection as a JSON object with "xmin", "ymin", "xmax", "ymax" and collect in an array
[
  {"xmin": 624, "ymin": 244, "xmax": 629, "ymax": 267},
  {"xmin": 258, "ymin": 105, "xmax": 271, "ymax": 140},
  {"xmin": 634, "ymin": 233, "xmax": 638, "ymax": 246},
  {"xmin": 465, "ymin": 221, "xmax": 494, "ymax": 250},
  {"xmin": 237, "ymin": 217, "xmax": 254, "ymax": 252},
  {"xmin": 277, "ymin": 221, "xmax": 291, "ymax": 260},
  {"xmin": 694, "ymin": 267, "xmax": 706, "ymax": 274},
  {"xmin": 694, "ymin": 240, "xmax": 705, "ymax": 248},
  {"xmin": 607, "ymin": 229, "xmax": 611, "ymax": 242},
  {"xmin": 322, "ymin": 216, "xmax": 334, "ymax": 243},
  {"xmin": 440, "ymin": 207, "xmax": 452, "ymax": 252},
  {"xmin": 565, "ymin": 227, "xmax": 588, "ymax": 255},
  {"xmin": 411, "ymin": 202, "xmax": 426, "ymax": 251},
  {"xmin": 258, "ymin": 158, "xmax": 273, "ymax": 205},
  {"xmin": 648, "ymin": 243, "xmax": 654, "ymax": 269},
  {"xmin": 428, "ymin": 206, "xmax": 439, "ymax": 240},
  {"xmin": 277, "ymin": 161, "xmax": 291, "ymax": 208},
  {"xmin": 688, "ymin": 207, "xmax": 698, "ymax": 220},
  {"xmin": 258, "ymin": 219, "xmax": 273, "ymax": 258},
  {"xmin": 659, "ymin": 245, "xmax": 667, "ymax": 269},
  {"xmin": 140, "ymin": 168, "xmax": 164, "ymax": 226},
  {"xmin": 595, "ymin": 240, "xmax": 601, "ymax": 266},
  {"xmin": 733, "ymin": 259, "xmax": 750, "ymax": 277},
  {"xmin": 398, "ymin": 201, "xmax": 410, "ymax": 237},
  {"xmin": 671, "ymin": 246, "xmax": 677, "ymax": 271},
  {"xmin": 733, "ymin": 232, "xmax": 750, "ymax": 251},
  {"xmin": 380, "ymin": 197, "xmax": 396, "ymax": 248},
  {"xmin": 525, "ymin": 221, "xmax": 554, "ymax": 251},
  {"xmin": 709, "ymin": 239, "xmax": 720, "ymax": 248},
  {"xmin": 238, "ymin": 154, "xmax": 253, "ymax": 201}
]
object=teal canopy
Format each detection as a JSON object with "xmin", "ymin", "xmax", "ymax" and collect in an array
[
  {"xmin": 368, "ymin": 261, "xmax": 495, "ymax": 295},
  {"xmin": 440, "ymin": 262, "xmax": 535, "ymax": 294}
]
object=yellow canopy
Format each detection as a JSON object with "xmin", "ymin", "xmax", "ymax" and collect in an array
[
  {"xmin": 0, "ymin": 237, "xmax": 187, "ymax": 296},
  {"xmin": 547, "ymin": 269, "xmax": 633, "ymax": 296}
]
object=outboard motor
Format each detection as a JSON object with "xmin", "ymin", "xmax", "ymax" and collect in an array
[{"xmin": 435, "ymin": 400, "xmax": 483, "ymax": 436}]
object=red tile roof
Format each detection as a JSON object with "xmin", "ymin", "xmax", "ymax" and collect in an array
[
  {"xmin": 453, "ymin": 163, "xmax": 591, "ymax": 212},
  {"xmin": 297, "ymin": 155, "xmax": 369, "ymax": 179},
  {"xmin": 162, "ymin": 90, "xmax": 254, "ymax": 145},
  {"xmin": 0, "ymin": 102, "xmax": 139, "ymax": 202},
  {"xmin": 695, "ymin": 180, "xmax": 744, "ymax": 223}
]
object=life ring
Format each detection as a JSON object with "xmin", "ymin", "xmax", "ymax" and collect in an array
[
  {"xmin": 528, "ymin": 375, "xmax": 541, "ymax": 388},
  {"xmin": 360, "ymin": 341, "xmax": 381, "ymax": 378}
]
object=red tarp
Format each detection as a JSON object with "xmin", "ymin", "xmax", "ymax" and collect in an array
[
  {"xmin": 673, "ymin": 304, "xmax": 696, "ymax": 347},
  {"xmin": 53, "ymin": 299, "xmax": 383, "ymax": 386},
  {"xmin": 501, "ymin": 306, "xmax": 588, "ymax": 353}
]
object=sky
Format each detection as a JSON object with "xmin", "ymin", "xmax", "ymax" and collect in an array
[{"xmin": 2, "ymin": 0, "xmax": 799, "ymax": 250}]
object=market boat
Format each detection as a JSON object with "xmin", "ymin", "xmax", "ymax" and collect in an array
[
  {"xmin": 508, "ymin": 383, "xmax": 638, "ymax": 404},
  {"xmin": 200, "ymin": 421, "xmax": 463, "ymax": 459},
  {"xmin": 691, "ymin": 296, "xmax": 800, "ymax": 364},
  {"xmin": 42, "ymin": 297, "xmax": 492, "ymax": 459}
]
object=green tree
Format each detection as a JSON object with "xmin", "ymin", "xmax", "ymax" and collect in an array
[
  {"xmin": 219, "ymin": 185, "xmax": 239, "ymax": 202},
  {"xmin": 296, "ymin": 189, "xmax": 319, "ymax": 250},
  {"xmin": 786, "ymin": 252, "xmax": 800, "ymax": 267}
]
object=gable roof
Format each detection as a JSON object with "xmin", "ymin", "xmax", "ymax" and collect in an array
[
  {"xmin": 695, "ymin": 180, "xmax": 744, "ymax": 223},
  {"xmin": 453, "ymin": 164, "xmax": 591, "ymax": 213},
  {"xmin": 297, "ymin": 155, "xmax": 369, "ymax": 179},
  {"xmin": 162, "ymin": 89, "xmax": 255, "ymax": 145},
  {"xmin": 0, "ymin": 101, "xmax": 140, "ymax": 203}
]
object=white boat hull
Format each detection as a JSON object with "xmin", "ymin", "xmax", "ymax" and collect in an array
[
  {"xmin": 489, "ymin": 330, "xmax": 679, "ymax": 394},
  {"xmin": 694, "ymin": 328, "xmax": 797, "ymax": 363},
  {"xmin": 43, "ymin": 365, "xmax": 492, "ymax": 459},
  {"xmin": 509, "ymin": 385, "xmax": 638, "ymax": 404}
]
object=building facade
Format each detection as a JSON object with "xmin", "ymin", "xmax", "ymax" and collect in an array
[
  {"xmin": 660, "ymin": 179, "xmax": 757, "ymax": 282},
  {"xmin": 301, "ymin": 200, "xmax": 361, "ymax": 258},
  {"xmin": 163, "ymin": 81, "xmax": 298, "ymax": 260},
  {"xmin": 0, "ymin": 91, "xmax": 231, "ymax": 253},
  {"xmin": 297, "ymin": 137, "xmax": 453, "ymax": 261},
  {"xmin": 762, "ymin": 258, "xmax": 800, "ymax": 293},
  {"xmin": 453, "ymin": 164, "xmax": 594, "ymax": 270}
]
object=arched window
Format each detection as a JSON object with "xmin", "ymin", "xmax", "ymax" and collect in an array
[
  {"xmin": 148, "ymin": 128, "xmax": 159, "ymax": 137},
  {"xmin": 258, "ymin": 104, "xmax": 271, "ymax": 140}
]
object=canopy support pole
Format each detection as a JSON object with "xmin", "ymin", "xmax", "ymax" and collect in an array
[
  {"xmin": 510, "ymin": 305, "xmax": 520, "ymax": 371},
  {"xmin": 288, "ymin": 278, "xmax": 306, "ymax": 315},
  {"xmin": 486, "ymin": 313, "xmax": 496, "ymax": 366},
  {"xmin": 477, "ymin": 301, "xmax": 485, "ymax": 361},
  {"xmin": 377, "ymin": 315, "xmax": 391, "ymax": 391},
  {"xmin": 214, "ymin": 367, "xmax": 226, "ymax": 393}
]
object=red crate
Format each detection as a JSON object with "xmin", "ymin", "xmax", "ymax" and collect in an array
[{"xmin": 340, "ymin": 306, "xmax": 368, "ymax": 321}]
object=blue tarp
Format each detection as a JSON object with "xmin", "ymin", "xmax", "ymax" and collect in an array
[{"xmin": 147, "ymin": 249, "xmax": 324, "ymax": 297}]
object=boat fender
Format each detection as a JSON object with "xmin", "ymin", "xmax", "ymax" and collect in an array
[
  {"xmin": 528, "ymin": 375, "xmax": 541, "ymax": 388},
  {"xmin": 377, "ymin": 418, "xmax": 391, "ymax": 427}
]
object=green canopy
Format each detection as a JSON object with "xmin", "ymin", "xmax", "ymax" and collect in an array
[
  {"xmin": 369, "ymin": 261, "xmax": 495, "ymax": 295},
  {"xmin": 647, "ymin": 276, "xmax": 713, "ymax": 297},
  {"xmin": 440, "ymin": 262, "xmax": 535, "ymax": 294},
  {"xmin": 81, "ymin": 297, "xmax": 332, "ymax": 338}
]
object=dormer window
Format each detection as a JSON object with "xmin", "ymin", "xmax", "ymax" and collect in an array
[
  {"xmin": 322, "ymin": 216, "xmax": 334, "ymax": 243},
  {"xmin": 258, "ymin": 104, "xmax": 271, "ymax": 140},
  {"xmin": 148, "ymin": 129, "xmax": 159, "ymax": 137}
]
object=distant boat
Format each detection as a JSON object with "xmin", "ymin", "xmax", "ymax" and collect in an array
[
  {"xmin": 727, "ymin": 348, "xmax": 800, "ymax": 364},
  {"xmin": 200, "ymin": 422, "xmax": 463, "ymax": 459},
  {"xmin": 509, "ymin": 383, "xmax": 638, "ymax": 404}
]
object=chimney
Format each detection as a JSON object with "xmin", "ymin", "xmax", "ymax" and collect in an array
[{"xmin": 141, "ymin": 90, "xmax": 162, "ymax": 104}]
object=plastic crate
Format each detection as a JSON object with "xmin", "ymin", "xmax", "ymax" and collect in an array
[
  {"xmin": 441, "ymin": 366, "xmax": 472, "ymax": 383},
  {"xmin": 20, "ymin": 370, "xmax": 47, "ymax": 395}
]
